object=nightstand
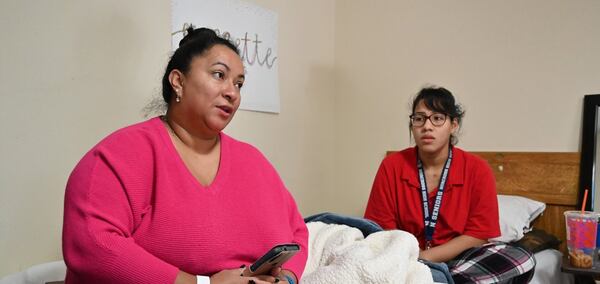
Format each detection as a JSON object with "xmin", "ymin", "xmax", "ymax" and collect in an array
[{"xmin": 561, "ymin": 256, "xmax": 599, "ymax": 283}]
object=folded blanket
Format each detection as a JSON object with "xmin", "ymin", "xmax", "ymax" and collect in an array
[{"xmin": 302, "ymin": 222, "xmax": 433, "ymax": 284}]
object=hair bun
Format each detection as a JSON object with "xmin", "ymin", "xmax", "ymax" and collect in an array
[{"xmin": 179, "ymin": 26, "xmax": 218, "ymax": 47}]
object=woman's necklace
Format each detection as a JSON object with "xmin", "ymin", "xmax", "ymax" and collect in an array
[
  {"xmin": 161, "ymin": 115, "xmax": 185, "ymax": 143},
  {"xmin": 160, "ymin": 115, "xmax": 219, "ymax": 150}
]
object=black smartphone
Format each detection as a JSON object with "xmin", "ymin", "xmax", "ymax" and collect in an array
[{"xmin": 247, "ymin": 243, "xmax": 300, "ymax": 276}]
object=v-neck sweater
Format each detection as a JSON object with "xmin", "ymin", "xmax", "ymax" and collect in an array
[{"xmin": 63, "ymin": 117, "xmax": 308, "ymax": 283}]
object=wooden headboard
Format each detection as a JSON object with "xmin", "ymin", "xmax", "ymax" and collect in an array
[
  {"xmin": 386, "ymin": 151, "xmax": 580, "ymax": 253},
  {"xmin": 473, "ymin": 152, "xmax": 580, "ymax": 253}
]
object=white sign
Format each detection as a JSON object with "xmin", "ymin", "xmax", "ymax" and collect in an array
[{"xmin": 172, "ymin": 0, "xmax": 280, "ymax": 113}]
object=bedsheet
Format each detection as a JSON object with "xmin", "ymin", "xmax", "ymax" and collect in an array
[{"xmin": 529, "ymin": 249, "xmax": 573, "ymax": 284}]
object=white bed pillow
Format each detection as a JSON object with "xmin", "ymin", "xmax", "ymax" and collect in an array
[{"xmin": 490, "ymin": 194, "xmax": 546, "ymax": 243}]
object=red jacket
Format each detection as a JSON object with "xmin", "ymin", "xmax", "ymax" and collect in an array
[{"xmin": 364, "ymin": 147, "xmax": 500, "ymax": 249}]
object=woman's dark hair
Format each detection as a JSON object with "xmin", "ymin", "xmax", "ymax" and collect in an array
[
  {"xmin": 410, "ymin": 86, "xmax": 465, "ymax": 145},
  {"xmin": 161, "ymin": 26, "xmax": 240, "ymax": 104}
]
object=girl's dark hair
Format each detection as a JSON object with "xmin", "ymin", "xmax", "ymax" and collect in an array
[
  {"xmin": 161, "ymin": 26, "xmax": 240, "ymax": 104},
  {"xmin": 410, "ymin": 86, "xmax": 465, "ymax": 145}
]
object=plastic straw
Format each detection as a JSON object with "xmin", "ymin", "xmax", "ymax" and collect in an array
[{"xmin": 581, "ymin": 189, "xmax": 589, "ymax": 213}]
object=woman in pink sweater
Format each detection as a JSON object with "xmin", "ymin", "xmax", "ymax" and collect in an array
[{"xmin": 62, "ymin": 27, "xmax": 308, "ymax": 284}]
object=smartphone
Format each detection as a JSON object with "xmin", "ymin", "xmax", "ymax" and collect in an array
[{"xmin": 247, "ymin": 243, "xmax": 300, "ymax": 276}]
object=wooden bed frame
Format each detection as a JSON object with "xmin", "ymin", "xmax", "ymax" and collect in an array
[
  {"xmin": 387, "ymin": 151, "xmax": 580, "ymax": 253},
  {"xmin": 473, "ymin": 152, "xmax": 580, "ymax": 254}
]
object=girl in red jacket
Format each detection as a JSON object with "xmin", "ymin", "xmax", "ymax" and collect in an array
[{"xmin": 365, "ymin": 86, "xmax": 535, "ymax": 283}]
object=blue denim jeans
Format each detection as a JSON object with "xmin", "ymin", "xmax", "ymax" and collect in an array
[
  {"xmin": 420, "ymin": 260, "xmax": 454, "ymax": 284},
  {"xmin": 304, "ymin": 212, "xmax": 383, "ymax": 237}
]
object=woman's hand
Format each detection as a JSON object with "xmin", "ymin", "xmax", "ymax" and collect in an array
[
  {"xmin": 268, "ymin": 268, "xmax": 297, "ymax": 284},
  {"xmin": 174, "ymin": 268, "xmax": 274, "ymax": 284},
  {"xmin": 237, "ymin": 266, "xmax": 296, "ymax": 284},
  {"xmin": 211, "ymin": 267, "xmax": 274, "ymax": 284}
]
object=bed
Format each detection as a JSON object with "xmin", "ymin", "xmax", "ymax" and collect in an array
[
  {"xmin": 371, "ymin": 151, "xmax": 579, "ymax": 283},
  {"xmin": 473, "ymin": 152, "xmax": 579, "ymax": 253},
  {"xmin": 381, "ymin": 151, "xmax": 579, "ymax": 252},
  {"xmin": 470, "ymin": 152, "xmax": 579, "ymax": 284},
  {"xmin": 302, "ymin": 151, "xmax": 579, "ymax": 283}
]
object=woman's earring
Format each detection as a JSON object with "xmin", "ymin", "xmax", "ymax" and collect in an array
[{"xmin": 176, "ymin": 95, "xmax": 181, "ymax": 103}]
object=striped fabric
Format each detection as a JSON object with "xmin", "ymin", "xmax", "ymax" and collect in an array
[{"xmin": 447, "ymin": 243, "xmax": 536, "ymax": 284}]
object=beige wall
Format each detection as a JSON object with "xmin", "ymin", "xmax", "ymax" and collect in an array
[
  {"xmin": 0, "ymin": 0, "xmax": 171, "ymax": 276},
  {"xmin": 0, "ymin": 0, "xmax": 336, "ymax": 276},
  {"xmin": 226, "ymin": 0, "xmax": 337, "ymax": 217},
  {"xmin": 332, "ymin": 0, "xmax": 600, "ymax": 216},
  {"xmin": 2, "ymin": 0, "xmax": 600, "ymax": 278}
]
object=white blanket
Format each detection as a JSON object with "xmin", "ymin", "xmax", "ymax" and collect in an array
[
  {"xmin": 0, "ymin": 260, "xmax": 66, "ymax": 284},
  {"xmin": 302, "ymin": 222, "xmax": 433, "ymax": 284}
]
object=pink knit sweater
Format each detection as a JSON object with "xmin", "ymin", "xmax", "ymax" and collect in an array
[{"xmin": 62, "ymin": 117, "xmax": 308, "ymax": 283}]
